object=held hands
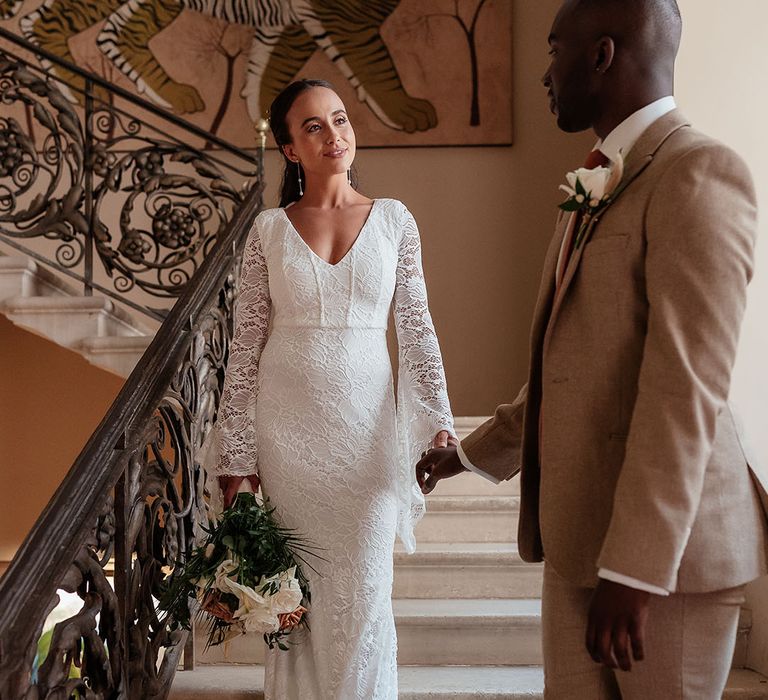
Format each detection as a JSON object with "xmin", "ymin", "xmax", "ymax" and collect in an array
[
  {"xmin": 586, "ymin": 579, "xmax": 651, "ymax": 672},
  {"xmin": 431, "ymin": 430, "xmax": 454, "ymax": 450},
  {"xmin": 415, "ymin": 431, "xmax": 465, "ymax": 495},
  {"xmin": 218, "ymin": 473, "xmax": 261, "ymax": 509}
]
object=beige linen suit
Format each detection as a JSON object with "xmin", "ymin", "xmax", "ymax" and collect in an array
[
  {"xmin": 462, "ymin": 110, "xmax": 768, "ymax": 695},
  {"xmin": 463, "ymin": 109, "xmax": 768, "ymax": 592}
]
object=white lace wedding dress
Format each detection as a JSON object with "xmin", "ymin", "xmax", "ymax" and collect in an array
[{"xmin": 213, "ymin": 198, "xmax": 454, "ymax": 699}]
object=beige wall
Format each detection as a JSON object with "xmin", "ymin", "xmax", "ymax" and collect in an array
[
  {"xmin": 676, "ymin": 0, "xmax": 768, "ymax": 478},
  {"xmin": 0, "ymin": 317, "xmax": 124, "ymax": 569},
  {"xmin": 674, "ymin": 0, "xmax": 768, "ymax": 675}
]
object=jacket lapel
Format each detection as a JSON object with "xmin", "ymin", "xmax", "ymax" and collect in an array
[
  {"xmin": 547, "ymin": 109, "xmax": 692, "ymax": 328},
  {"xmin": 529, "ymin": 210, "xmax": 569, "ymax": 350}
]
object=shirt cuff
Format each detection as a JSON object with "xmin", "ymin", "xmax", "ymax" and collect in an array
[
  {"xmin": 456, "ymin": 443, "xmax": 501, "ymax": 484},
  {"xmin": 598, "ymin": 569, "xmax": 670, "ymax": 596}
]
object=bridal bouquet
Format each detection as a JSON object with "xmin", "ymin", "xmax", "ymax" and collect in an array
[{"xmin": 159, "ymin": 492, "xmax": 316, "ymax": 650}]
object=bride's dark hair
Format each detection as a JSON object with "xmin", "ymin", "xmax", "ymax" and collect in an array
[{"xmin": 269, "ymin": 79, "xmax": 358, "ymax": 208}]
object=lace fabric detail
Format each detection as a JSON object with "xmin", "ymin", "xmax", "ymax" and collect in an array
[
  {"xmin": 215, "ymin": 219, "xmax": 272, "ymax": 476},
  {"xmin": 211, "ymin": 199, "xmax": 453, "ymax": 698},
  {"xmin": 394, "ymin": 207, "xmax": 454, "ymax": 552}
]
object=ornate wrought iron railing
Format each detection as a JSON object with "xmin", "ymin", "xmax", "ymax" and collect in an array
[
  {"xmin": 0, "ymin": 27, "xmax": 269, "ymax": 699},
  {"xmin": 0, "ymin": 178, "xmax": 265, "ymax": 698},
  {"xmin": 0, "ymin": 25, "xmax": 261, "ymax": 321}
]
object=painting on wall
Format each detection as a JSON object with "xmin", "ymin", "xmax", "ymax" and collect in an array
[{"xmin": 0, "ymin": 0, "xmax": 512, "ymax": 148}]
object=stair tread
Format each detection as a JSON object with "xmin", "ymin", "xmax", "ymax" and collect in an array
[
  {"xmin": 394, "ymin": 598, "xmax": 541, "ymax": 624},
  {"xmin": 397, "ymin": 542, "xmax": 520, "ymax": 554},
  {"xmin": 727, "ymin": 669, "xmax": 768, "ymax": 697},
  {"xmin": 453, "ymin": 417, "xmax": 492, "ymax": 437},
  {"xmin": 169, "ymin": 665, "xmax": 768, "ymax": 698},
  {"xmin": 0, "ymin": 254, "xmax": 79, "ymax": 296},
  {"xmin": 2, "ymin": 291, "xmax": 155, "ymax": 338},
  {"xmin": 78, "ymin": 335, "xmax": 153, "ymax": 349},
  {"xmin": 423, "ymin": 495, "xmax": 519, "ymax": 512},
  {"xmin": 3, "ymin": 294, "xmax": 116, "ymax": 310},
  {"xmin": 395, "ymin": 542, "xmax": 537, "ymax": 568}
]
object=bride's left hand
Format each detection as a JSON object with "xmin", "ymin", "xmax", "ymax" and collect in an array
[{"xmin": 430, "ymin": 430, "xmax": 459, "ymax": 449}]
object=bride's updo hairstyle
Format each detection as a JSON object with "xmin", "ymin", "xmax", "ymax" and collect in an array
[{"xmin": 269, "ymin": 79, "xmax": 358, "ymax": 208}]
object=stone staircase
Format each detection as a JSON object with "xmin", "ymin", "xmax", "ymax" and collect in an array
[
  {"xmin": 169, "ymin": 420, "xmax": 768, "ymax": 699},
  {"xmin": 0, "ymin": 253, "xmax": 155, "ymax": 378}
]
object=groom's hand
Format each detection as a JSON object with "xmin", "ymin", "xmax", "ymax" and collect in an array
[
  {"xmin": 586, "ymin": 579, "xmax": 651, "ymax": 672},
  {"xmin": 416, "ymin": 444, "xmax": 466, "ymax": 494}
]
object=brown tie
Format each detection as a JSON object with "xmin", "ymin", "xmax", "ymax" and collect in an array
[
  {"xmin": 556, "ymin": 149, "xmax": 612, "ymax": 287},
  {"xmin": 583, "ymin": 148, "xmax": 611, "ymax": 171}
]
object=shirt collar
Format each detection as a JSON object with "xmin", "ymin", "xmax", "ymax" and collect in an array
[{"xmin": 596, "ymin": 96, "xmax": 677, "ymax": 163}]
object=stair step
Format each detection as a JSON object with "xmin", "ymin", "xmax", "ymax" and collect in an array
[
  {"xmin": 393, "ymin": 542, "xmax": 542, "ymax": 599},
  {"xmin": 1, "ymin": 295, "xmax": 147, "ymax": 347},
  {"xmin": 0, "ymin": 254, "xmax": 78, "ymax": 298},
  {"xmin": 168, "ymin": 665, "xmax": 768, "ymax": 699},
  {"xmin": 193, "ymin": 596, "xmax": 751, "ymax": 669},
  {"xmin": 395, "ymin": 598, "xmax": 541, "ymax": 666},
  {"xmin": 416, "ymin": 496, "xmax": 519, "ymax": 543},
  {"xmin": 727, "ymin": 669, "xmax": 768, "ymax": 698},
  {"xmin": 196, "ymin": 599, "xmax": 542, "ymax": 667},
  {"xmin": 428, "ymin": 471, "xmax": 520, "ymax": 497},
  {"xmin": 77, "ymin": 335, "xmax": 153, "ymax": 377}
]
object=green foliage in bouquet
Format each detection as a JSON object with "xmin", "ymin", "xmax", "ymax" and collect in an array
[{"xmin": 158, "ymin": 493, "xmax": 319, "ymax": 650}]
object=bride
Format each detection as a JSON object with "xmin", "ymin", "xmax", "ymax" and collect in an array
[{"xmin": 213, "ymin": 79, "xmax": 455, "ymax": 699}]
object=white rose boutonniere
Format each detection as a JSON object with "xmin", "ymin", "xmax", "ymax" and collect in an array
[{"xmin": 559, "ymin": 152, "xmax": 625, "ymax": 249}]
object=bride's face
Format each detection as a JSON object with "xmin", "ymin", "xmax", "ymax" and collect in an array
[{"xmin": 282, "ymin": 87, "xmax": 356, "ymax": 178}]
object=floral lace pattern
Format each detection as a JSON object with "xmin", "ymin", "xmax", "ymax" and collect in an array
[{"xmin": 214, "ymin": 199, "xmax": 453, "ymax": 699}]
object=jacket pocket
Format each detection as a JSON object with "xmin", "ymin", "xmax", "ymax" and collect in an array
[{"xmin": 584, "ymin": 233, "xmax": 629, "ymax": 255}]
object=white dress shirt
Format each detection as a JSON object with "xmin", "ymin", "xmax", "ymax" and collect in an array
[{"xmin": 459, "ymin": 97, "xmax": 677, "ymax": 596}]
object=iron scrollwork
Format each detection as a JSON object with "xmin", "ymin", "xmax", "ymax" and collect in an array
[
  {"xmin": 3, "ymin": 269, "xmax": 241, "ymax": 699},
  {"xmin": 0, "ymin": 28, "xmax": 265, "ymax": 698},
  {"xmin": 117, "ymin": 275, "xmax": 237, "ymax": 698},
  {"xmin": 0, "ymin": 51, "xmax": 258, "ymax": 317}
]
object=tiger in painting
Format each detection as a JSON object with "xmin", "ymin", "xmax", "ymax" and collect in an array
[{"xmin": 3, "ymin": 0, "xmax": 436, "ymax": 132}]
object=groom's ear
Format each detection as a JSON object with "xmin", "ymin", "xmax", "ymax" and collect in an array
[{"xmin": 594, "ymin": 36, "xmax": 616, "ymax": 74}]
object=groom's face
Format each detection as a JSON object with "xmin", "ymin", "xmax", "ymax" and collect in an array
[{"xmin": 543, "ymin": 3, "xmax": 599, "ymax": 133}]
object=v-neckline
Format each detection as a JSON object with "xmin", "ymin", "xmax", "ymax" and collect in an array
[{"xmin": 283, "ymin": 199, "xmax": 379, "ymax": 268}]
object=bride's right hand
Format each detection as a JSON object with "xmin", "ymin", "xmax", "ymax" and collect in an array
[{"xmin": 219, "ymin": 473, "xmax": 260, "ymax": 508}]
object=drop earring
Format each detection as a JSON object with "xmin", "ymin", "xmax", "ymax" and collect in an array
[
  {"xmin": 347, "ymin": 169, "xmax": 352, "ymax": 186},
  {"xmin": 297, "ymin": 162, "xmax": 303, "ymax": 197}
]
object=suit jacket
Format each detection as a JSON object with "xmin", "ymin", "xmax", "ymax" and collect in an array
[{"xmin": 462, "ymin": 109, "xmax": 768, "ymax": 592}]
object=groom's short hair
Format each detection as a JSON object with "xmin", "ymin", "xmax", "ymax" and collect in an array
[
  {"xmin": 577, "ymin": 0, "xmax": 680, "ymax": 21},
  {"xmin": 574, "ymin": 0, "xmax": 682, "ymax": 57}
]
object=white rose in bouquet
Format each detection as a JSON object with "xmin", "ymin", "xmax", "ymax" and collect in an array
[
  {"xmin": 241, "ymin": 608, "xmax": 281, "ymax": 634},
  {"xmin": 227, "ymin": 579, "xmax": 280, "ymax": 634},
  {"xmin": 212, "ymin": 559, "xmax": 238, "ymax": 592},
  {"xmin": 158, "ymin": 493, "xmax": 315, "ymax": 650},
  {"xmin": 262, "ymin": 567, "xmax": 304, "ymax": 615}
]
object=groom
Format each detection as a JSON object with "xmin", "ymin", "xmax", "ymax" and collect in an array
[{"xmin": 417, "ymin": 0, "xmax": 768, "ymax": 696}]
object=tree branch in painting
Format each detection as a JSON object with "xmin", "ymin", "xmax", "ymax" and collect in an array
[
  {"xmin": 206, "ymin": 25, "xmax": 244, "ymax": 143},
  {"xmin": 420, "ymin": 0, "xmax": 490, "ymax": 126}
]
